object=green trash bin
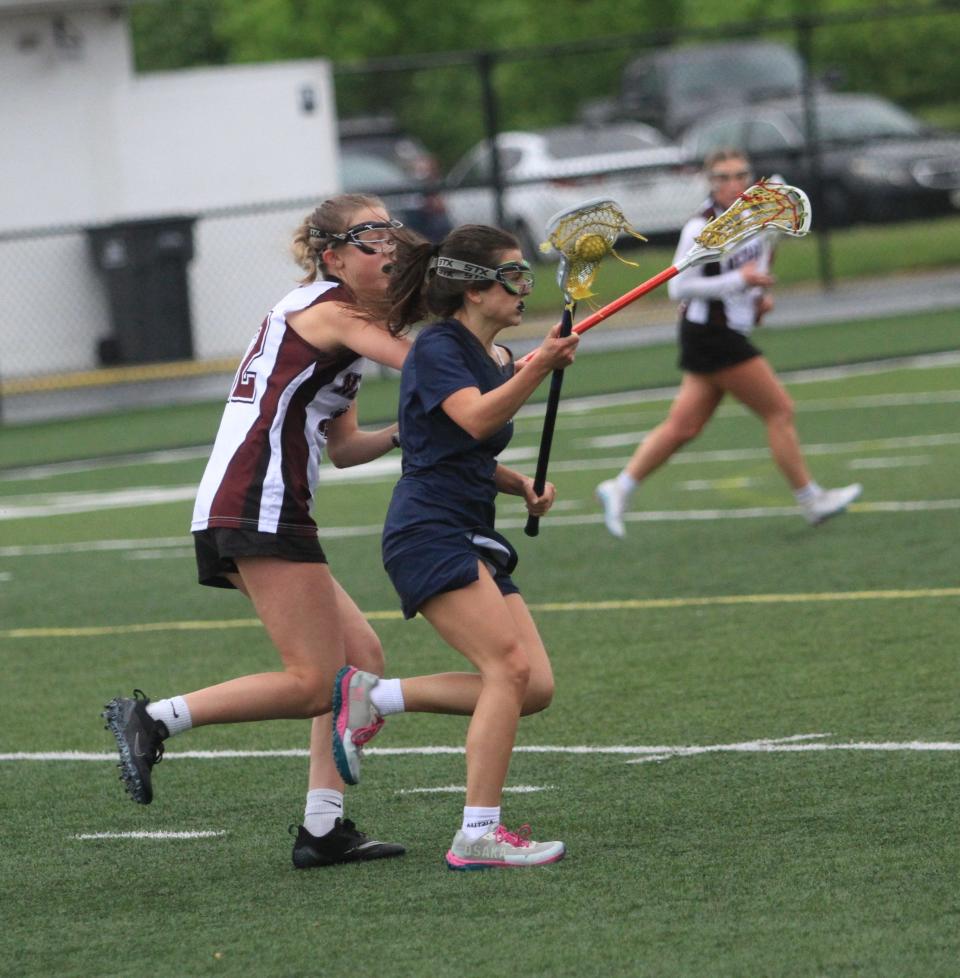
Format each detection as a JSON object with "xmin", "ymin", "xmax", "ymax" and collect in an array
[{"xmin": 86, "ymin": 216, "xmax": 197, "ymax": 365}]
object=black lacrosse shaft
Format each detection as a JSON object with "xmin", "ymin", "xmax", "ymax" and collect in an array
[{"xmin": 524, "ymin": 302, "xmax": 575, "ymax": 538}]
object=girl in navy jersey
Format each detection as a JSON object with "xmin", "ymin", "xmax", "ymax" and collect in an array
[
  {"xmin": 596, "ymin": 148, "xmax": 862, "ymax": 536},
  {"xmin": 103, "ymin": 194, "xmax": 411, "ymax": 869},
  {"xmin": 331, "ymin": 225, "xmax": 579, "ymax": 870}
]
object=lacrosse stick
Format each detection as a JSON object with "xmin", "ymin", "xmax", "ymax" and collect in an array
[
  {"xmin": 518, "ymin": 181, "xmax": 811, "ymax": 366},
  {"xmin": 525, "ymin": 198, "xmax": 646, "ymax": 537}
]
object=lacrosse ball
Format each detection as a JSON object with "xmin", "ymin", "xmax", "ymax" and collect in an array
[{"xmin": 574, "ymin": 233, "xmax": 610, "ymax": 262}]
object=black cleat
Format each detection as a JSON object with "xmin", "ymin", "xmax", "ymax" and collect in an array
[
  {"xmin": 101, "ymin": 689, "xmax": 166, "ymax": 804},
  {"xmin": 290, "ymin": 819, "xmax": 405, "ymax": 869}
]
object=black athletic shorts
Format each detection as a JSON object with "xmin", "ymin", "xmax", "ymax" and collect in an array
[
  {"xmin": 678, "ymin": 318, "xmax": 761, "ymax": 374},
  {"xmin": 194, "ymin": 527, "xmax": 327, "ymax": 589}
]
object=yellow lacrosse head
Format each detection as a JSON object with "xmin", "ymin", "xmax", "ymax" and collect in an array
[
  {"xmin": 540, "ymin": 197, "xmax": 647, "ymax": 301},
  {"xmin": 696, "ymin": 179, "xmax": 812, "ymax": 251}
]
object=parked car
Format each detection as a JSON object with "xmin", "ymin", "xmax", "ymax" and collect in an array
[
  {"xmin": 339, "ymin": 113, "xmax": 443, "ymax": 183},
  {"xmin": 581, "ymin": 40, "xmax": 807, "ymax": 139},
  {"xmin": 680, "ymin": 93, "xmax": 960, "ymax": 227},
  {"xmin": 338, "ymin": 149, "xmax": 452, "ymax": 242},
  {"xmin": 442, "ymin": 123, "xmax": 707, "ymax": 254}
]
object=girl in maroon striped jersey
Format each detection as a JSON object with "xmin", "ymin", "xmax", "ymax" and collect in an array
[{"xmin": 103, "ymin": 194, "xmax": 411, "ymax": 868}]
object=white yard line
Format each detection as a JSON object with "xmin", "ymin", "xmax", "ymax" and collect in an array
[
  {"xmin": 580, "ymin": 430, "xmax": 960, "ymax": 455},
  {"xmin": 74, "ymin": 831, "xmax": 226, "ymax": 840},
  {"xmin": 2, "ymin": 497, "xmax": 960, "ymax": 555},
  {"xmin": 3, "ymin": 351, "xmax": 957, "ymax": 491},
  {"xmin": 7, "ymin": 431, "xmax": 956, "ymax": 522},
  {"xmin": 499, "ymin": 498, "xmax": 960, "ymax": 529},
  {"xmin": 5, "ymin": 735, "xmax": 959, "ymax": 766},
  {"xmin": 515, "ymin": 351, "xmax": 960, "ymax": 421}
]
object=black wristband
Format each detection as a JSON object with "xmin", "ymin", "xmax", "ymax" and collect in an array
[{"xmin": 391, "ymin": 432, "xmax": 401, "ymax": 449}]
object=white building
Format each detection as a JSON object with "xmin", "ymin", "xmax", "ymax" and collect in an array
[{"xmin": 0, "ymin": 0, "xmax": 340, "ymax": 379}]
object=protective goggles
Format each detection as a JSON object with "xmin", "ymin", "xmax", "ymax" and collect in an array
[
  {"xmin": 430, "ymin": 256, "xmax": 535, "ymax": 296},
  {"xmin": 310, "ymin": 220, "xmax": 403, "ymax": 254}
]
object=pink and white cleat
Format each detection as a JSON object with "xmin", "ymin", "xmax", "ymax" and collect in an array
[{"xmin": 445, "ymin": 824, "xmax": 566, "ymax": 871}]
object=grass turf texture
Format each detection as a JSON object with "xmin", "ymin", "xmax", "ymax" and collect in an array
[
  {"xmin": 2, "ymin": 307, "xmax": 958, "ymax": 469},
  {"xmin": 1, "ymin": 319, "xmax": 959, "ymax": 975}
]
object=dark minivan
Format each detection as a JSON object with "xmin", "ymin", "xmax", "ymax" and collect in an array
[{"xmin": 589, "ymin": 40, "xmax": 806, "ymax": 139}]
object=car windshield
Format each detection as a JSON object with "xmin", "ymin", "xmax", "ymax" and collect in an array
[
  {"xmin": 543, "ymin": 128, "xmax": 663, "ymax": 159},
  {"xmin": 672, "ymin": 48, "xmax": 802, "ymax": 100},
  {"xmin": 786, "ymin": 100, "xmax": 924, "ymax": 141}
]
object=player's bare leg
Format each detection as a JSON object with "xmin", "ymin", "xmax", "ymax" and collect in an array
[
  {"xmin": 597, "ymin": 373, "xmax": 723, "ymax": 537},
  {"xmin": 718, "ymin": 356, "xmax": 810, "ymax": 489},
  {"xmin": 720, "ymin": 356, "xmax": 862, "ymax": 523}
]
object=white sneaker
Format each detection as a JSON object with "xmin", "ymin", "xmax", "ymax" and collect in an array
[
  {"xmin": 445, "ymin": 824, "xmax": 565, "ymax": 870},
  {"xmin": 802, "ymin": 483, "xmax": 863, "ymax": 526},
  {"xmin": 596, "ymin": 479, "xmax": 627, "ymax": 538}
]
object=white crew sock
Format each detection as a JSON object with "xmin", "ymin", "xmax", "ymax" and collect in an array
[
  {"xmin": 461, "ymin": 806, "xmax": 500, "ymax": 841},
  {"xmin": 304, "ymin": 789, "xmax": 345, "ymax": 838},
  {"xmin": 369, "ymin": 677, "xmax": 405, "ymax": 717},
  {"xmin": 615, "ymin": 472, "xmax": 638, "ymax": 497},
  {"xmin": 145, "ymin": 696, "xmax": 192, "ymax": 737},
  {"xmin": 793, "ymin": 481, "xmax": 822, "ymax": 504}
]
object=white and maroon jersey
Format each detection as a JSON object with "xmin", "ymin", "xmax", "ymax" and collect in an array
[
  {"xmin": 191, "ymin": 280, "xmax": 364, "ymax": 536},
  {"xmin": 667, "ymin": 200, "xmax": 773, "ymax": 335}
]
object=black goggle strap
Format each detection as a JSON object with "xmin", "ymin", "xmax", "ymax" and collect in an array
[{"xmin": 429, "ymin": 257, "xmax": 534, "ymax": 295}]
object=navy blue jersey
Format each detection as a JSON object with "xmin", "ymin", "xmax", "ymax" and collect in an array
[{"xmin": 382, "ymin": 319, "xmax": 514, "ymax": 568}]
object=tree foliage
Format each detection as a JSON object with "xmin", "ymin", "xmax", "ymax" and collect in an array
[{"xmin": 130, "ymin": 0, "xmax": 960, "ymax": 168}]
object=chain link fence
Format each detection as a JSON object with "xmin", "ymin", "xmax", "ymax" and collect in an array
[{"xmin": 3, "ymin": 5, "xmax": 959, "ymax": 423}]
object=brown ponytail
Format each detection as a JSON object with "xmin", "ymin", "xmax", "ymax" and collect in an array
[{"xmin": 386, "ymin": 225, "xmax": 519, "ymax": 335}]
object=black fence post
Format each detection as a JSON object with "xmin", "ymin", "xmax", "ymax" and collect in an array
[
  {"xmin": 476, "ymin": 51, "xmax": 506, "ymax": 230},
  {"xmin": 796, "ymin": 16, "xmax": 834, "ymax": 290}
]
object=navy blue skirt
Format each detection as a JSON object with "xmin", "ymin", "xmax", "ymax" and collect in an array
[{"xmin": 384, "ymin": 526, "xmax": 520, "ymax": 620}]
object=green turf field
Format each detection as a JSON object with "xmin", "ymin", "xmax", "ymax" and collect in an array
[{"xmin": 2, "ymin": 317, "xmax": 959, "ymax": 977}]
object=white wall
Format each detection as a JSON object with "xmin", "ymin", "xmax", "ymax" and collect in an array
[
  {"xmin": 117, "ymin": 63, "xmax": 338, "ymax": 218},
  {"xmin": 1, "ymin": 5, "xmax": 338, "ymax": 227},
  {"xmin": 0, "ymin": 3, "xmax": 340, "ymax": 378},
  {"xmin": 0, "ymin": 6, "xmax": 132, "ymax": 228}
]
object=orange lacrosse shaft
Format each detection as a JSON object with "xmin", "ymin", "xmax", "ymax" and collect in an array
[{"xmin": 518, "ymin": 265, "xmax": 677, "ymax": 366}]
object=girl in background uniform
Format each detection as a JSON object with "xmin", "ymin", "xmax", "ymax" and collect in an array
[
  {"xmin": 103, "ymin": 195, "xmax": 411, "ymax": 869},
  {"xmin": 596, "ymin": 148, "xmax": 862, "ymax": 536},
  {"xmin": 331, "ymin": 225, "xmax": 578, "ymax": 870}
]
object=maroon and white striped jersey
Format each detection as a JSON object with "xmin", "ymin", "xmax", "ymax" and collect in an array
[{"xmin": 192, "ymin": 280, "xmax": 365, "ymax": 536}]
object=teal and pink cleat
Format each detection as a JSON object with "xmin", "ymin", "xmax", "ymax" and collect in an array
[{"xmin": 332, "ymin": 666, "xmax": 385, "ymax": 785}]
